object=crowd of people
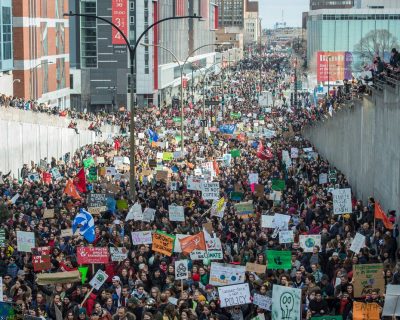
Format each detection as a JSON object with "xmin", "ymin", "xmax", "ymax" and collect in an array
[{"xmin": 0, "ymin": 51, "xmax": 398, "ymax": 320}]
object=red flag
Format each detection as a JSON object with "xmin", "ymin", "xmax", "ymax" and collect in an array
[
  {"xmin": 179, "ymin": 232, "xmax": 206, "ymax": 255},
  {"xmin": 73, "ymin": 168, "xmax": 87, "ymax": 193},
  {"xmin": 114, "ymin": 138, "xmax": 121, "ymax": 151},
  {"xmin": 257, "ymin": 141, "xmax": 273, "ymax": 160},
  {"xmin": 374, "ymin": 202, "xmax": 393, "ymax": 230},
  {"xmin": 64, "ymin": 179, "xmax": 82, "ymax": 200}
]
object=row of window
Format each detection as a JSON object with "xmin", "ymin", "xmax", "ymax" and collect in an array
[
  {"xmin": 1, "ymin": 6, "xmax": 12, "ymax": 63},
  {"xmin": 311, "ymin": 14, "xmax": 400, "ymax": 21}
]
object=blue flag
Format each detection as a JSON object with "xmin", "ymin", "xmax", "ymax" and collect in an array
[
  {"xmin": 148, "ymin": 128, "xmax": 159, "ymax": 142},
  {"xmin": 219, "ymin": 124, "xmax": 236, "ymax": 134},
  {"xmin": 72, "ymin": 208, "xmax": 95, "ymax": 243}
]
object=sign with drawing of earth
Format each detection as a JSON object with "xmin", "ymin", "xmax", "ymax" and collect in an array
[{"xmin": 299, "ymin": 235, "xmax": 321, "ymax": 253}]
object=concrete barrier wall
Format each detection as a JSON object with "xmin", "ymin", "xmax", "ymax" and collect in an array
[
  {"xmin": 0, "ymin": 108, "xmax": 120, "ymax": 177},
  {"xmin": 303, "ymin": 94, "xmax": 400, "ymax": 213}
]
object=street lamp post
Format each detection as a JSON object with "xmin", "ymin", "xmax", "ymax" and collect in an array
[
  {"xmin": 141, "ymin": 43, "xmax": 220, "ymax": 154},
  {"xmin": 64, "ymin": 12, "xmax": 201, "ymax": 201}
]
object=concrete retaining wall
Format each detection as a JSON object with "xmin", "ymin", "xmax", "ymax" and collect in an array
[
  {"xmin": 303, "ymin": 94, "xmax": 400, "ymax": 213},
  {"xmin": 0, "ymin": 108, "xmax": 120, "ymax": 177}
]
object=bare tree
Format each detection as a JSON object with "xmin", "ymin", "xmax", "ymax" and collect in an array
[{"xmin": 354, "ymin": 29, "xmax": 399, "ymax": 61}]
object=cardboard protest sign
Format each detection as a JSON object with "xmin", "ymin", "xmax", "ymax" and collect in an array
[
  {"xmin": 350, "ymin": 233, "xmax": 366, "ymax": 254},
  {"xmin": 218, "ymin": 283, "xmax": 251, "ymax": 308},
  {"xmin": 255, "ymin": 184, "xmax": 264, "ymax": 197},
  {"xmin": 248, "ymin": 173, "xmax": 259, "ymax": 185},
  {"xmin": 245, "ymin": 262, "xmax": 266, "ymax": 274},
  {"xmin": 87, "ymin": 193, "xmax": 107, "ymax": 207},
  {"xmin": 51, "ymin": 168, "xmax": 62, "ymax": 181},
  {"xmin": 60, "ymin": 229, "xmax": 73, "ymax": 238},
  {"xmin": 253, "ymin": 293, "xmax": 272, "ymax": 311},
  {"xmin": 169, "ymin": 205, "xmax": 185, "ymax": 222},
  {"xmin": 209, "ymin": 262, "xmax": 246, "ymax": 286},
  {"xmin": 152, "ymin": 231, "xmax": 175, "ymax": 256},
  {"xmin": 175, "ymin": 260, "xmax": 189, "ymax": 280},
  {"xmin": 43, "ymin": 209, "xmax": 55, "ymax": 219},
  {"xmin": 353, "ymin": 264, "xmax": 385, "ymax": 297},
  {"xmin": 272, "ymin": 286, "xmax": 302, "ymax": 320},
  {"xmin": 77, "ymin": 247, "xmax": 109, "ymax": 265},
  {"xmin": 352, "ymin": 301, "xmax": 380, "ymax": 320},
  {"xmin": 17, "ymin": 231, "xmax": 35, "ymax": 253},
  {"xmin": 230, "ymin": 191, "xmax": 244, "ymax": 201},
  {"xmin": 266, "ymin": 250, "xmax": 291, "ymax": 270},
  {"xmin": 201, "ymin": 182, "xmax": 220, "ymax": 200},
  {"xmin": 89, "ymin": 269, "xmax": 108, "ymax": 290},
  {"xmin": 36, "ymin": 270, "xmax": 81, "ymax": 285},
  {"xmin": 299, "ymin": 235, "xmax": 322, "ymax": 252},
  {"xmin": 131, "ymin": 231, "xmax": 153, "ymax": 245},
  {"xmin": 156, "ymin": 170, "xmax": 169, "ymax": 183},
  {"xmin": 332, "ymin": 188, "xmax": 352, "ymax": 214},
  {"xmin": 279, "ymin": 230, "xmax": 294, "ymax": 244},
  {"xmin": 32, "ymin": 255, "xmax": 51, "ymax": 272},
  {"xmin": 234, "ymin": 201, "xmax": 255, "ymax": 219},
  {"xmin": 230, "ymin": 149, "xmax": 241, "ymax": 158},
  {"xmin": 110, "ymin": 247, "xmax": 128, "ymax": 262}
]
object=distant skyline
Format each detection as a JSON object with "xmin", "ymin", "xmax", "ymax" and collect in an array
[{"xmin": 259, "ymin": 0, "xmax": 309, "ymax": 29}]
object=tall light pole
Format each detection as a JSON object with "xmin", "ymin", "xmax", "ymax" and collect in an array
[
  {"xmin": 64, "ymin": 12, "xmax": 201, "ymax": 201},
  {"xmin": 30, "ymin": 61, "xmax": 54, "ymax": 100},
  {"xmin": 327, "ymin": 55, "xmax": 332, "ymax": 97},
  {"xmin": 141, "ymin": 43, "xmax": 220, "ymax": 154}
]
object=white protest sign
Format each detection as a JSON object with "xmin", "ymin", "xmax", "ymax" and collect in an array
[
  {"xmin": 248, "ymin": 173, "xmax": 259, "ymax": 185},
  {"xmin": 273, "ymin": 213, "xmax": 291, "ymax": 230},
  {"xmin": 109, "ymin": 247, "xmax": 128, "ymax": 261},
  {"xmin": 126, "ymin": 203, "xmax": 143, "ymax": 221},
  {"xmin": 218, "ymin": 283, "xmax": 251, "ymax": 307},
  {"xmin": 169, "ymin": 205, "xmax": 185, "ymax": 222},
  {"xmin": 319, "ymin": 173, "xmax": 328, "ymax": 185},
  {"xmin": 17, "ymin": 231, "xmax": 35, "ymax": 252},
  {"xmin": 106, "ymin": 167, "xmax": 117, "ymax": 176},
  {"xmin": 175, "ymin": 260, "xmax": 189, "ymax": 280},
  {"xmin": 201, "ymin": 182, "xmax": 220, "ymax": 200},
  {"xmin": 0, "ymin": 277, "xmax": 3, "ymax": 301},
  {"xmin": 350, "ymin": 233, "xmax": 366, "ymax": 254},
  {"xmin": 279, "ymin": 230, "xmax": 294, "ymax": 244},
  {"xmin": 89, "ymin": 269, "xmax": 108, "ymax": 290},
  {"xmin": 11, "ymin": 193, "xmax": 20, "ymax": 204},
  {"xmin": 131, "ymin": 231, "xmax": 153, "ymax": 245},
  {"xmin": 332, "ymin": 188, "xmax": 352, "ymax": 214},
  {"xmin": 170, "ymin": 181, "xmax": 178, "ymax": 191},
  {"xmin": 142, "ymin": 208, "xmax": 156, "ymax": 222},
  {"xmin": 271, "ymin": 286, "xmax": 302, "ymax": 320},
  {"xmin": 253, "ymin": 293, "xmax": 272, "ymax": 310},
  {"xmin": 209, "ymin": 262, "xmax": 246, "ymax": 286},
  {"xmin": 282, "ymin": 150, "xmax": 292, "ymax": 168},
  {"xmin": 290, "ymin": 147, "xmax": 299, "ymax": 159},
  {"xmin": 211, "ymin": 198, "xmax": 226, "ymax": 219},
  {"xmin": 261, "ymin": 215, "xmax": 274, "ymax": 228},
  {"xmin": 303, "ymin": 147, "xmax": 313, "ymax": 153},
  {"xmin": 299, "ymin": 235, "xmax": 322, "ymax": 252},
  {"xmin": 51, "ymin": 168, "xmax": 62, "ymax": 180},
  {"xmin": 187, "ymin": 176, "xmax": 203, "ymax": 191}
]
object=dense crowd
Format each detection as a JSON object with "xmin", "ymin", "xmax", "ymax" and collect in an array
[{"xmin": 0, "ymin": 51, "xmax": 398, "ymax": 320}]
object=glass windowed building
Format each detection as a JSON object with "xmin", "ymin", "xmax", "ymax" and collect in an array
[
  {"xmin": 307, "ymin": 7, "xmax": 400, "ymax": 69},
  {"xmin": 0, "ymin": 0, "xmax": 13, "ymax": 72}
]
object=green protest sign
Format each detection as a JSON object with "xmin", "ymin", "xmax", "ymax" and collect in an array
[
  {"xmin": 328, "ymin": 170, "xmax": 337, "ymax": 183},
  {"xmin": 230, "ymin": 149, "xmax": 241, "ymax": 158},
  {"xmin": 234, "ymin": 201, "xmax": 254, "ymax": 215},
  {"xmin": 266, "ymin": 250, "xmax": 291, "ymax": 270},
  {"xmin": 173, "ymin": 117, "xmax": 182, "ymax": 123},
  {"xmin": 271, "ymin": 179, "xmax": 285, "ymax": 191},
  {"xmin": 311, "ymin": 317, "xmax": 341, "ymax": 320},
  {"xmin": 83, "ymin": 157, "xmax": 95, "ymax": 168},
  {"xmin": 0, "ymin": 229, "xmax": 5, "ymax": 245},
  {"xmin": 78, "ymin": 266, "xmax": 89, "ymax": 284},
  {"xmin": 230, "ymin": 112, "xmax": 241, "ymax": 119},
  {"xmin": 87, "ymin": 167, "xmax": 98, "ymax": 182},
  {"xmin": 230, "ymin": 192, "xmax": 244, "ymax": 201}
]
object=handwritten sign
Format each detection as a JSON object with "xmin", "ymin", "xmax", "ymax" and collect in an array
[
  {"xmin": 110, "ymin": 247, "xmax": 128, "ymax": 261},
  {"xmin": 253, "ymin": 293, "xmax": 272, "ymax": 310},
  {"xmin": 77, "ymin": 247, "xmax": 109, "ymax": 264},
  {"xmin": 17, "ymin": 231, "xmax": 35, "ymax": 252},
  {"xmin": 175, "ymin": 260, "xmax": 189, "ymax": 280},
  {"xmin": 87, "ymin": 193, "xmax": 107, "ymax": 207},
  {"xmin": 169, "ymin": 205, "xmax": 185, "ymax": 222},
  {"xmin": 131, "ymin": 231, "xmax": 153, "ymax": 245},
  {"xmin": 43, "ymin": 209, "xmax": 55, "ymax": 219},
  {"xmin": 299, "ymin": 235, "xmax": 321, "ymax": 252},
  {"xmin": 152, "ymin": 231, "xmax": 175, "ymax": 256},
  {"xmin": 353, "ymin": 264, "xmax": 385, "ymax": 297},
  {"xmin": 332, "ymin": 188, "xmax": 352, "ymax": 214},
  {"xmin": 201, "ymin": 182, "xmax": 220, "ymax": 200},
  {"xmin": 218, "ymin": 283, "xmax": 251, "ymax": 308}
]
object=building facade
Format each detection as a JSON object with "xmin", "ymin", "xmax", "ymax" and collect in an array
[
  {"xmin": 244, "ymin": 1, "xmax": 259, "ymax": 44},
  {"xmin": 0, "ymin": 0, "xmax": 13, "ymax": 96},
  {"xmin": 214, "ymin": 0, "xmax": 245, "ymax": 28},
  {"xmin": 310, "ymin": 0, "xmax": 354, "ymax": 10},
  {"xmin": 13, "ymin": 0, "xmax": 70, "ymax": 108},
  {"xmin": 69, "ymin": 0, "xmax": 218, "ymax": 110}
]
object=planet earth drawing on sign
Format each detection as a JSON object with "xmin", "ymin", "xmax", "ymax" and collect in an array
[{"xmin": 305, "ymin": 238, "xmax": 315, "ymax": 248}]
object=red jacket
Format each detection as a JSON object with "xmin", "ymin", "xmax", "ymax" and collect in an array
[{"xmin": 83, "ymin": 292, "xmax": 97, "ymax": 315}]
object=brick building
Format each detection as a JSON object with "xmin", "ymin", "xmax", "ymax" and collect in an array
[{"xmin": 13, "ymin": 0, "xmax": 70, "ymax": 108}]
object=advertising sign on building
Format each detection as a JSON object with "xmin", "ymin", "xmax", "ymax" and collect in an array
[{"xmin": 112, "ymin": 0, "xmax": 128, "ymax": 45}]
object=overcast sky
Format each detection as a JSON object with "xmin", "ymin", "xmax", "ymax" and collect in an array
[{"xmin": 259, "ymin": 0, "xmax": 309, "ymax": 29}]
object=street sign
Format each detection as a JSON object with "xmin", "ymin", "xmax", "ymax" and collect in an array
[
  {"xmin": 200, "ymin": 119, "xmax": 207, "ymax": 127},
  {"xmin": 205, "ymin": 100, "xmax": 220, "ymax": 106}
]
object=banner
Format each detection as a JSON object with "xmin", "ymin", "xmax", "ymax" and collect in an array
[
  {"xmin": 350, "ymin": 233, "xmax": 366, "ymax": 254},
  {"xmin": 110, "ymin": 247, "xmax": 128, "ymax": 261},
  {"xmin": 253, "ymin": 293, "xmax": 272, "ymax": 311},
  {"xmin": 218, "ymin": 283, "xmax": 251, "ymax": 308},
  {"xmin": 209, "ymin": 262, "xmax": 246, "ymax": 286},
  {"xmin": 112, "ymin": 0, "xmax": 128, "ymax": 45},
  {"xmin": 169, "ymin": 205, "xmax": 185, "ymax": 222},
  {"xmin": 201, "ymin": 182, "xmax": 220, "ymax": 200},
  {"xmin": 77, "ymin": 247, "xmax": 109, "ymax": 265},
  {"xmin": 152, "ymin": 231, "xmax": 175, "ymax": 256},
  {"xmin": 266, "ymin": 250, "xmax": 291, "ymax": 270},
  {"xmin": 299, "ymin": 235, "xmax": 322, "ymax": 252},
  {"xmin": 353, "ymin": 264, "xmax": 385, "ymax": 297},
  {"xmin": 271, "ymin": 285, "xmax": 302, "ymax": 320},
  {"xmin": 279, "ymin": 230, "xmax": 294, "ymax": 244},
  {"xmin": 16, "ymin": 231, "xmax": 35, "ymax": 252},
  {"xmin": 36, "ymin": 270, "xmax": 81, "ymax": 285},
  {"xmin": 352, "ymin": 301, "xmax": 380, "ymax": 320},
  {"xmin": 175, "ymin": 260, "xmax": 189, "ymax": 280},
  {"xmin": 131, "ymin": 231, "xmax": 153, "ymax": 245},
  {"xmin": 332, "ymin": 188, "xmax": 352, "ymax": 214}
]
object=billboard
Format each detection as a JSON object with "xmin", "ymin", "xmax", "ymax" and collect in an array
[
  {"xmin": 112, "ymin": 0, "xmax": 128, "ymax": 45},
  {"xmin": 317, "ymin": 51, "xmax": 353, "ymax": 83}
]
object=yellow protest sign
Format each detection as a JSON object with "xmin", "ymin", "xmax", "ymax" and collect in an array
[{"xmin": 162, "ymin": 152, "xmax": 174, "ymax": 161}]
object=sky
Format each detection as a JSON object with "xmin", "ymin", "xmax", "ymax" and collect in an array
[{"xmin": 259, "ymin": 0, "xmax": 309, "ymax": 29}]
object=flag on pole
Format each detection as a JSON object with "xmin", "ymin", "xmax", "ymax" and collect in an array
[
  {"xmin": 179, "ymin": 232, "xmax": 206, "ymax": 255},
  {"xmin": 374, "ymin": 202, "xmax": 393, "ymax": 230},
  {"xmin": 148, "ymin": 128, "xmax": 159, "ymax": 142},
  {"xmin": 72, "ymin": 208, "xmax": 95, "ymax": 243},
  {"xmin": 64, "ymin": 180, "xmax": 82, "ymax": 200},
  {"xmin": 74, "ymin": 168, "xmax": 87, "ymax": 193}
]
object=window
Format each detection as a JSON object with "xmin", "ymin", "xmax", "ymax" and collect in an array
[
  {"xmin": 80, "ymin": 1, "xmax": 97, "ymax": 68},
  {"xmin": 2, "ymin": 6, "xmax": 12, "ymax": 60}
]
